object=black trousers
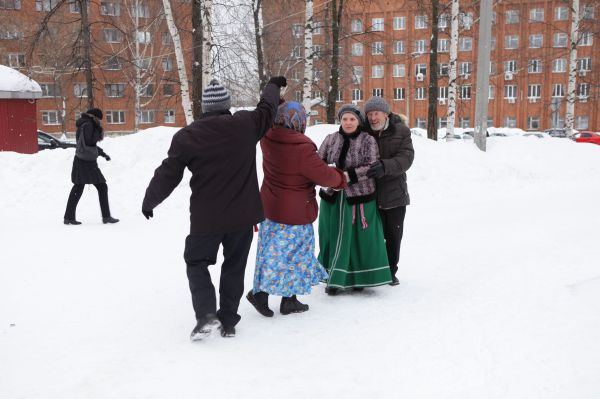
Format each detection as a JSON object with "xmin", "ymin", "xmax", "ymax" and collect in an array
[
  {"xmin": 379, "ymin": 206, "xmax": 407, "ymax": 277},
  {"xmin": 64, "ymin": 183, "xmax": 111, "ymax": 220},
  {"xmin": 184, "ymin": 227, "xmax": 253, "ymax": 328}
]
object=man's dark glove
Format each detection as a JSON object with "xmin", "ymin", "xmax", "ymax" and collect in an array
[
  {"xmin": 102, "ymin": 153, "xmax": 111, "ymax": 161},
  {"xmin": 268, "ymin": 76, "xmax": 287, "ymax": 88},
  {"xmin": 142, "ymin": 209, "xmax": 153, "ymax": 220},
  {"xmin": 366, "ymin": 161, "xmax": 385, "ymax": 179}
]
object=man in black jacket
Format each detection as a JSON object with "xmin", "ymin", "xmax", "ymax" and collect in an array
[
  {"xmin": 364, "ymin": 97, "xmax": 415, "ymax": 286},
  {"xmin": 142, "ymin": 77, "xmax": 285, "ymax": 340}
]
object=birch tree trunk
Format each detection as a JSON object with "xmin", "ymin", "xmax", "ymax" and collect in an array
[
  {"xmin": 302, "ymin": 0, "xmax": 314, "ymax": 126},
  {"xmin": 134, "ymin": 0, "xmax": 141, "ymax": 133},
  {"xmin": 446, "ymin": 0, "xmax": 459, "ymax": 140},
  {"xmin": 79, "ymin": 0, "xmax": 94, "ymax": 109},
  {"xmin": 192, "ymin": 0, "xmax": 203, "ymax": 118},
  {"xmin": 202, "ymin": 0, "xmax": 213, "ymax": 90},
  {"xmin": 253, "ymin": 0, "xmax": 267, "ymax": 90},
  {"xmin": 565, "ymin": 0, "xmax": 579, "ymax": 135},
  {"xmin": 162, "ymin": 0, "xmax": 193, "ymax": 124}
]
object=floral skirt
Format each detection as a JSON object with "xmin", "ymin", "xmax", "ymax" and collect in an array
[{"xmin": 252, "ymin": 219, "xmax": 328, "ymax": 297}]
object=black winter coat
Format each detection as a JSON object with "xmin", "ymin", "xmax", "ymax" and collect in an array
[
  {"xmin": 142, "ymin": 83, "xmax": 280, "ymax": 235},
  {"xmin": 366, "ymin": 113, "xmax": 414, "ymax": 208},
  {"xmin": 71, "ymin": 114, "xmax": 107, "ymax": 185}
]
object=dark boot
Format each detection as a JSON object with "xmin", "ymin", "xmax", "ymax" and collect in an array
[
  {"xmin": 389, "ymin": 276, "xmax": 400, "ymax": 286},
  {"xmin": 190, "ymin": 313, "xmax": 221, "ymax": 341},
  {"xmin": 280, "ymin": 295, "xmax": 309, "ymax": 315},
  {"xmin": 64, "ymin": 218, "xmax": 82, "ymax": 225},
  {"xmin": 246, "ymin": 290, "xmax": 274, "ymax": 317},
  {"xmin": 219, "ymin": 324, "xmax": 236, "ymax": 338},
  {"xmin": 102, "ymin": 216, "xmax": 119, "ymax": 224},
  {"xmin": 352, "ymin": 287, "xmax": 364, "ymax": 292},
  {"xmin": 325, "ymin": 286, "xmax": 339, "ymax": 296}
]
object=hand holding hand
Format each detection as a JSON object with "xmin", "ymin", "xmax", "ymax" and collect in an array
[{"xmin": 366, "ymin": 161, "xmax": 385, "ymax": 179}]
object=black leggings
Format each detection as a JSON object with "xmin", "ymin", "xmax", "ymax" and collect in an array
[{"xmin": 64, "ymin": 183, "xmax": 111, "ymax": 220}]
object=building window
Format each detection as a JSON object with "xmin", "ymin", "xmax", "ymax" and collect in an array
[
  {"xmin": 504, "ymin": 85, "xmax": 517, "ymax": 99},
  {"xmin": 527, "ymin": 117, "xmax": 540, "ymax": 130},
  {"xmin": 136, "ymin": 31, "xmax": 152, "ymax": 44},
  {"xmin": 439, "ymin": 86, "xmax": 448, "ymax": 99},
  {"xmin": 352, "ymin": 66, "xmax": 363, "ymax": 83},
  {"xmin": 351, "ymin": 43, "xmax": 363, "ymax": 56},
  {"xmin": 313, "ymin": 20, "xmax": 323, "ymax": 35},
  {"xmin": 294, "ymin": 91, "xmax": 302, "ymax": 102},
  {"xmin": 577, "ymin": 57, "xmax": 592, "ymax": 71},
  {"xmin": 489, "ymin": 86, "xmax": 495, "ymax": 99},
  {"xmin": 393, "ymin": 88, "xmax": 405, "ymax": 100},
  {"xmin": 504, "ymin": 116, "xmax": 517, "ymax": 127},
  {"xmin": 161, "ymin": 32, "xmax": 173, "ymax": 46},
  {"xmin": 372, "ymin": 41, "xmax": 384, "ymax": 55},
  {"xmin": 415, "ymin": 118, "xmax": 426, "ymax": 128},
  {"xmin": 73, "ymin": 83, "xmax": 87, "ymax": 98},
  {"xmin": 438, "ymin": 39, "xmax": 449, "ymax": 53},
  {"xmin": 415, "ymin": 87, "xmax": 426, "ymax": 100},
  {"xmin": 459, "ymin": 62, "xmax": 472, "ymax": 76},
  {"xmin": 459, "ymin": 37, "xmax": 472, "ymax": 51},
  {"xmin": 552, "ymin": 58, "xmax": 567, "ymax": 73},
  {"xmin": 162, "ymin": 57, "xmax": 173, "ymax": 71},
  {"xmin": 530, "ymin": 8, "xmax": 544, "ymax": 22},
  {"xmin": 506, "ymin": 10, "xmax": 519, "ymax": 24},
  {"xmin": 438, "ymin": 63, "xmax": 449, "ymax": 76},
  {"xmin": 414, "ymin": 39, "xmax": 427, "ymax": 53},
  {"xmin": 580, "ymin": 32, "xmax": 593, "ymax": 46},
  {"xmin": 581, "ymin": 4, "xmax": 595, "ymax": 20},
  {"xmin": 312, "ymin": 45, "xmax": 322, "ymax": 59},
  {"xmin": 68, "ymin": 0, "xmax": 82, "ymax": 13},
  {"xmin": 552, "ymin": 117, "xmax": 565, "ymax": 128},
  {"xmin": 393, "ymin": 16, "xmax": 406, "ymax": 30},
  {"xmin": 491, "ymin": 37, "xmax": 496, "ymax": 49},
  {"xmin": 101, "ymin": 1, "xmax": 120, "ymax": 16},
  {"xmin": 528, "ymin": 59, "xmax": 542, "ymax": 73},
  {"xmin": 164, "ymin": 110, "xmax": 175, "ymax": 124},
  {"xmin": 8, "ymin": 53, "xmax": 25, "ymax": 67},
  {"xmin": 351, "ymin": 19, "xmax": 363, "ymax": 33},
  {"xmin": 528, "ymin": 84, "xmax": 541, "ymax": 98},
  {"xmin": 460, "ymin": 85, "xmax": 471, "ymax": 99},
  {"xmin": 140, "ymin": 110, "xmax": 155, "ymax": 124},
  {"xmin": 372, "ymin": 18, "xmax": 384, "ymax": 31},
  {"xmin": 415, "ymin": 15, "xmax": 427, "ymax": 29},
  {"xmin": 553, "ymin": 33, "xmax": 568, "ymax": 47},
  {"xmin": 489, "ymin": 62, "xmax": 497, "ymax": 74},
  {"xmin": 393, "ymin": 64, "xmax": 405, "ymax": 78},
  {"xmin": 552, "ymin": 84, "xmax": 565, "ymax": 97},
  {"xmin": 0, "ymin": 0, "xmax": 21, "ymax": 10},
  {"xmin": 311, "ymin": 90, "xmax": 322, "ymax": 100},
  {"xmin": 415, "ymin": 64, "xmax": 427, "ymax": 77},
  {"xmin": 163, "ymin": 84, "xmax": 174, "ymax": 96},
  {"xmin": 529, "ymin": 34, "xmax": 543, "ymax": 48},
  {"xmin": 578, "ymin": 83, "xmax": 590, "ymax": 97},
  {"xmin": 36, "ymin": 0, "xmax": 59, "ymax": 11},
  {"xmin": 372, "ymin": 65, "xmax": 384, "ymax": 78},
  {"xmin": 459, "ymin": 118, "xmax": 471, "ymax": 128},
  {"xmin": 576, "ymin": 116, "xmax": 589, "ymax": 130},
  {"xmin": 140, "ymin": 84, "xmax": 154, "ymax": 97},
  {"xmin": 104, "ymin": 83, "xmax": 125, "ymax": 98},
  {"xmin": 40, "ymin": 83, "xmax": 60, "ymax": 97},
  {"xmin": 439, "ymin": 118, "xmax": 447, "ymax": 128},
  {"xmin": 291, "ymin": 46, "xmax": 301, "ymax": 59},
  {"xmin": 555, "ymin": 6, "xmax": 568, "ymax": 21},
  {"xmin": 336, "ymin": 90, "xmax": 343, "ymax": 102},
  {"xmin": 504, "ymin": 60, "xmax": 517, "ymax": 73},
  {"xmin": 292, "ymin": 23, "xmax": 303, "ymax": 38},
  {"xmin": 41, "ymin": 110, "xmax": 61, "ymax": 125},
  {"xmin": 393, "ymin": 40, "xmax": 405, "ymax": 54},
  {"xmin": 352, "ymin": 89, "xmax": 363, "ymax": 101},
  {"xmin": 103, "ymin": 28, "xmax": 122, "ymax": 43},
  {"xmin": 438, "ymin": 14, "xmax": 449, "ymax": 29},
  {"xmin": 103, "ymin": 56, "xmax": 121, "ymax": 70},
  {"xmin": 460, "ymin": 12, "xmax": 473, "ymax": 29},
  {"xmin": 372, "ymin": 88, "xmax": 383, "ymax": 97},
  {"xmin": 132, "ymin": 3, "xmax": 149, "ymax": 18},
  {"xmin": 0, "ymin": 30, "xmax": 23, "ymax": 40},
  {"xmin": 106, "ymin": 110, "xmax": 125, "ymax": 124},
  {"xmin": 505, "ymin": 35, "xmax": 519, "ymax": 49}
]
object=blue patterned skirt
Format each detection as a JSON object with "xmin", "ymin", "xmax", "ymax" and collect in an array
[{"xmin": 252, "ymin": 219, "xmax": 328, "ymax": 297}]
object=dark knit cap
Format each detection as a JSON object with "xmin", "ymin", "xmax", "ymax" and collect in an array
[
  {"xmin": 202, "ymin": 79, "xmax": 231, "ymax": 113},
  {"xmin": 86, "ymin": 108, "xmax": 103, "ymax": 120},
  {"xmin": 337, "ymin": 103, "xmax": 364, "ymax": 124},
  {"xmin": 364, "ymin": 96, "xmax": 390, "ymax": 115}
]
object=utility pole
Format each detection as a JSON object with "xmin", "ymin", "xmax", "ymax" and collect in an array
[{"xmin": 473, "ymin": 0, "xmax": 492, "ymax": 151}]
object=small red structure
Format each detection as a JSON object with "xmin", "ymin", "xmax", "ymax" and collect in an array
[{"xmin": 0, "ymin": 65, "xmax": 42, "ymax": 154}]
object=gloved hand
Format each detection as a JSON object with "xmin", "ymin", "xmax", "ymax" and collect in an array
[
  {"xmin": 103, "ymin": 153, "xmax": 111, "ymax": 161},
  {"xmin": 142, "ymin": 209, "xmax": 153, "ymax": 220},
  {"xmin": 366, "ymin": 161, "xmax": 385, "ymax": 179},
  {"xmin": 268, "ymin": 76, "xmax": 287, "ymax": 88}
]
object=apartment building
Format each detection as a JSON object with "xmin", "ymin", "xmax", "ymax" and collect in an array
[
  {"xmin": 0, "ymin": 0, "xmax": 193, "ymax": 135},
  {"xmin": 262, "ymin": 0, "xmax": 600, "ymax": 131}
]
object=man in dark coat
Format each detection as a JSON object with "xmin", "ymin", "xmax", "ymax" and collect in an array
[
  {"xmin": 142, "ymin": 77, "xmax": 285, "ymax": 340},
  {"xmin": 364, "ymin": 97, "xmax": 414, "ymax": 286},
  {"xmin": 64, "ymin": 108, "xmax": 119, "ymax": 225}
]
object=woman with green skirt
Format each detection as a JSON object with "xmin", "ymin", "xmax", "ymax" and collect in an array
[{"xmin": 317, "ymin": 104, "xmax": 392, "ymax": 295}]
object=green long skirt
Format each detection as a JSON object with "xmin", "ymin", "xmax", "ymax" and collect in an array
[{"xmin": 318, "ymin": 192, "xmax": 392, "ymax": 288}]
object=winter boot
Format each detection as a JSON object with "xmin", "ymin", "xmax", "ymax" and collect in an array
[
  {"xmin": 219, "ymin": 324, "xmax": 236, "ymax": 338},
  {"xmin": 246, "ymin": 290, "xmax": 274, "ymax": 317},
  {"xmin": 102, "ymin": 216, "xmax": 120, "ymax": 224},
  {"xmin": 190, "ymin": 313, "xmax": 221, "ymax": 341},
  {"xmin": 389, "ymin": 276, "xmax": 400, "ymax": 286},
  {"xmin": 325, "ymin": 286, "xmax": 339, "ymax": 296},
  {"xmin": 64, "ymin": 218, "xmax": 82, "ymax": 225},
  {"xmin": 352, "ymin": 287, "xmax": 364, "ymax": 292},
  {"xmin": 280, "ymin": 295, "xmax": 309, "ymax": 315}
]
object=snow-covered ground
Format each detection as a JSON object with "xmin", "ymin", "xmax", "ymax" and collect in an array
[{"xmin": 1, "ymin": 124, "xmax": 600, "ymax": 398}]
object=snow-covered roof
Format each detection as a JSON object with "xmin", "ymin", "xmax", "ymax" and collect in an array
[{"xmin": 0, "ymin": 65, "xmax": 42, "ymax": 99}]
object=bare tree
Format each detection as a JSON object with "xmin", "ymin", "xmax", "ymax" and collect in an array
[
  {"xmin": 427, "ymin": 0, "xmax": 440, "ymax": 140},
  {"xmin": 302, "ymin": 0, "xmax": 315, "ymax": 125}
]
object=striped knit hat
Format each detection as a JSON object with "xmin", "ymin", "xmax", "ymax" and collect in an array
[{"xmin": 201, "ymin": 79, "xmax": 231, "ymax": 113}]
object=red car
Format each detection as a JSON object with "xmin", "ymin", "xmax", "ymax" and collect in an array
[{"xmin": 572, "ymin": 131, "xmax": 600, "ymax": 145}]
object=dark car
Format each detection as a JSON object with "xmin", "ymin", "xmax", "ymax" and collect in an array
[
  {"xmin": 38, "ymin": 131, "xmax": 76, "ymax": 151},
  {"xmin": 544, "ymin": 128, "xmax": 568, "ymax": 138}
]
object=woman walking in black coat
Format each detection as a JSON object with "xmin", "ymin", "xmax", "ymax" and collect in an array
[{"xmin": 63, "ymin": 108, "xmax": 119, "ymax": 225}]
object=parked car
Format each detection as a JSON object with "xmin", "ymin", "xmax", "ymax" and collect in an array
[
  {"xmin": 571, "ymin": 131, "xmax": 600, "ymax": 145},
  {"xmin": 38, "ymin": 131, "xmax": 76, "ymax": 151},
  {"xmin": 463, "ymin": 130, "xmax": 490, "ymax": 138},
  {"xmin": 524, "ymin": 132, "xmax": 550, "ymax": 138},
  {"xmin": 544, "ymin": 128, "xmax": 569, "ymax": 138}
]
